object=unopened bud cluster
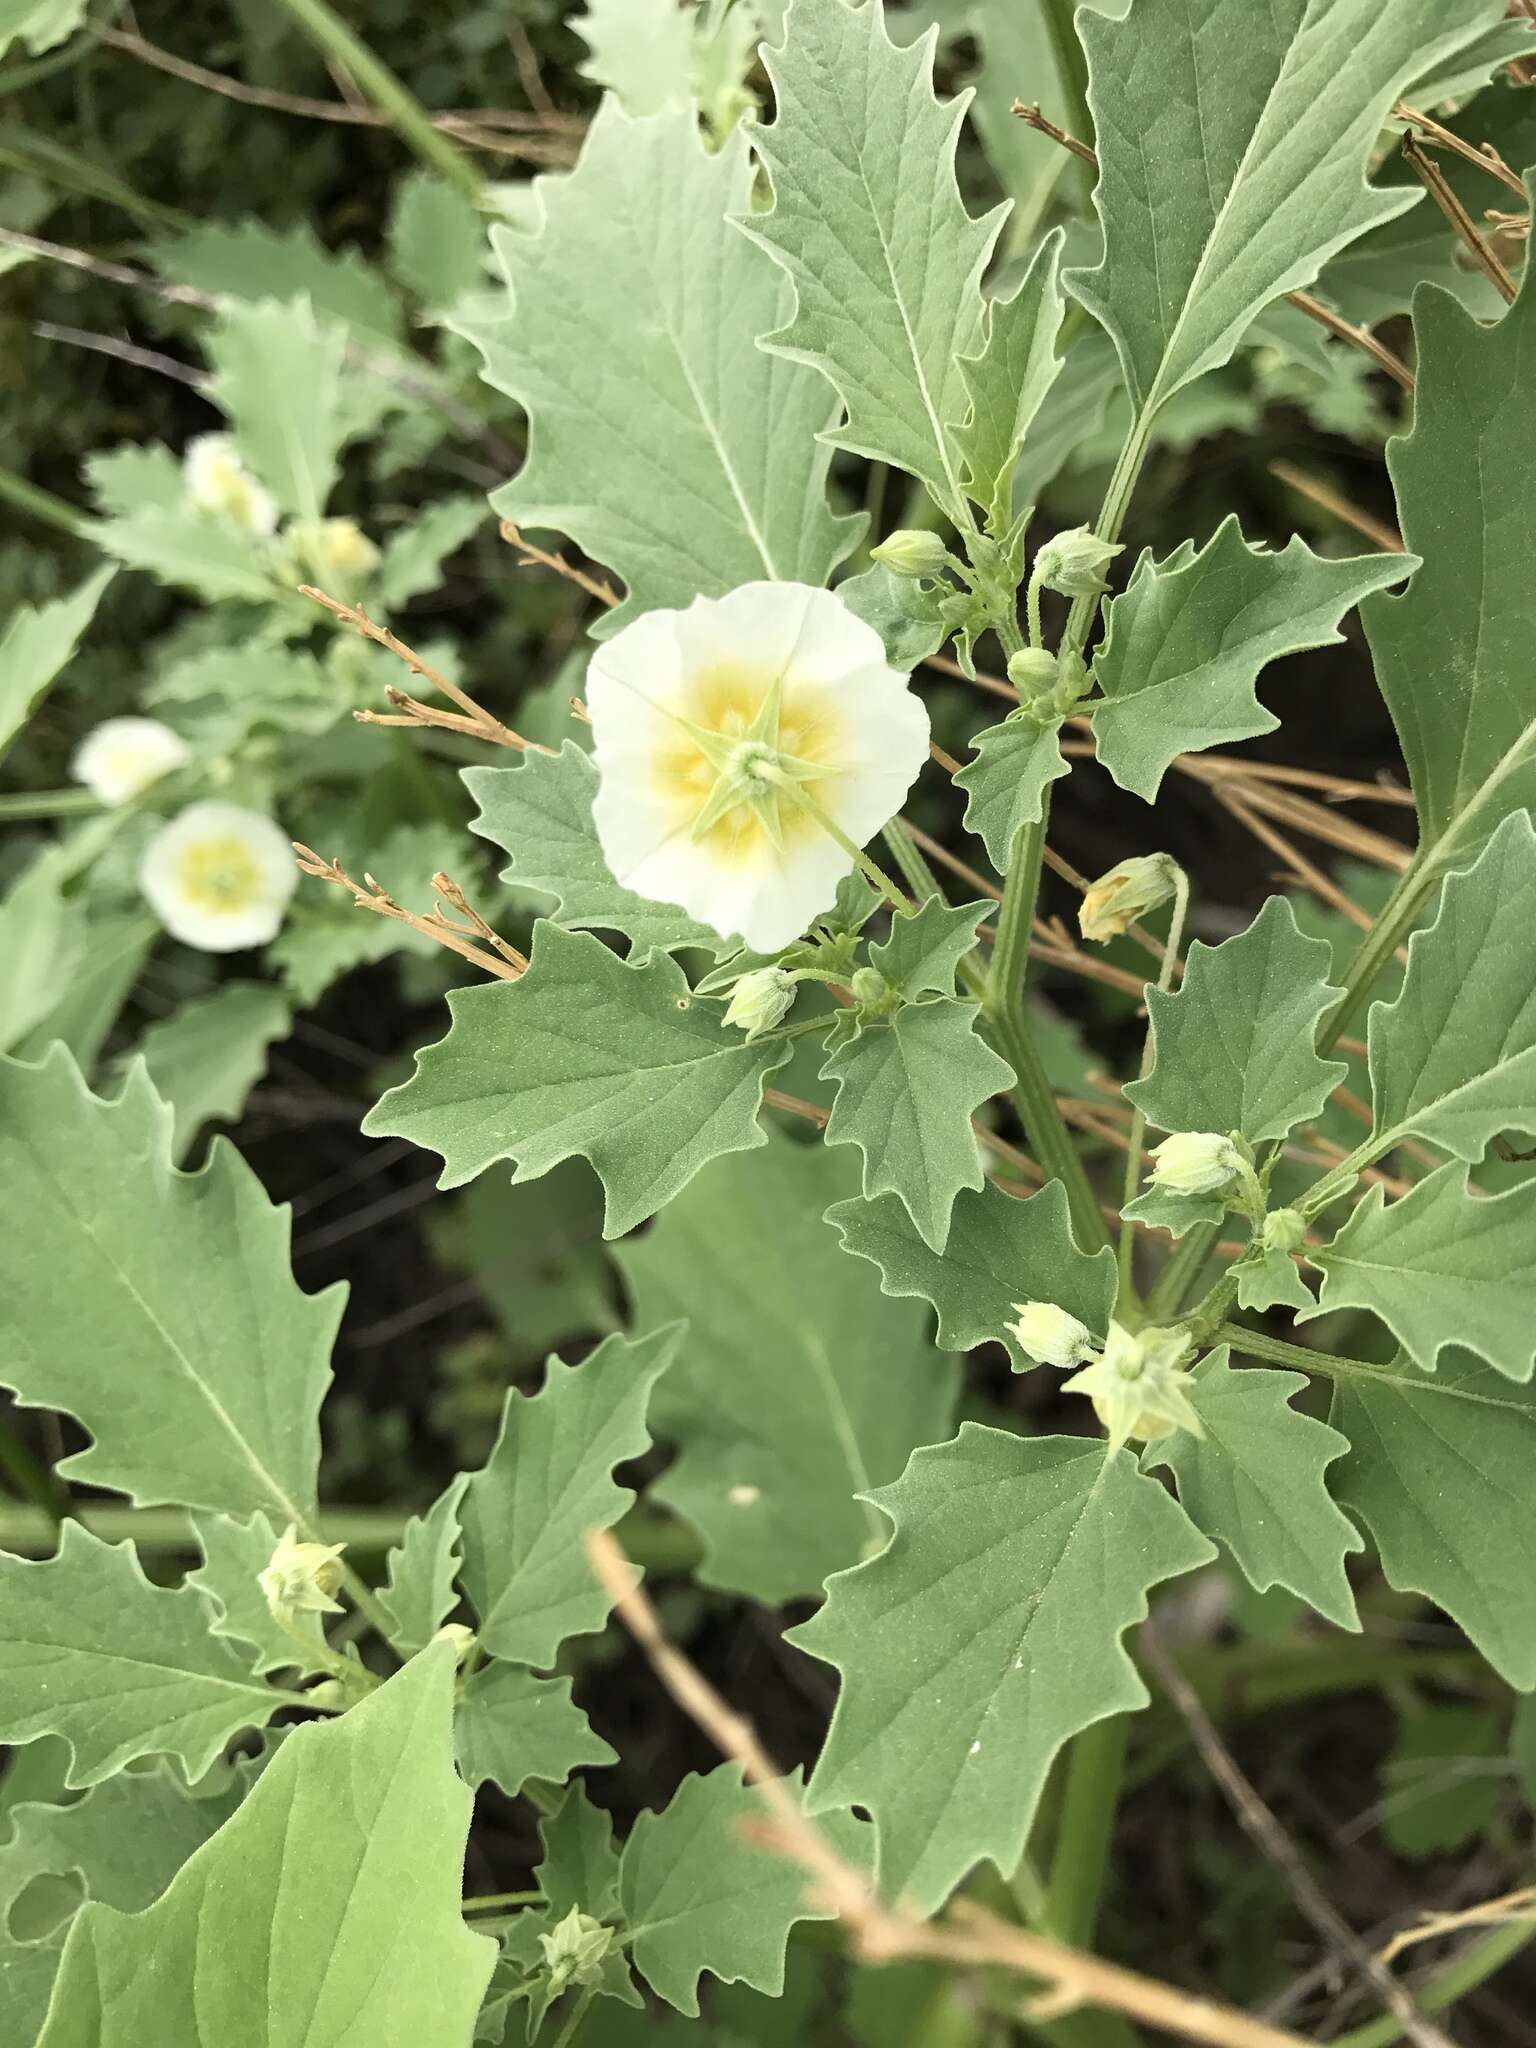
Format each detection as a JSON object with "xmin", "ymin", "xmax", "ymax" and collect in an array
[
  {"xmin": 1032, "ymin": 525, "xmax": 1123, "ymax": 598},
  {"xmin": 258, "ymin": 1526, "xmax": 347, "ymax": 1623},
  {"xmin": 1008, "ymin": 1305, "xmax": 1204, "ymax": 1451}
]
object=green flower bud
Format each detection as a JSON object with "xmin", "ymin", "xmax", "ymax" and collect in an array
[
  {"xmin": 1063, "ymin": 1321, "xmax": 1202, "ymax": 1451},
  {"xmin": 1032, "ymin": 525, "xmax": 1123, "ymax": 598},
  {"xmin": 1079, "ymin": 853, "xmax": 1182, "ymax": 944},
  {"xmin": 849, "ymin": 964, "xmax": 892, "ymax": 1009},
  {"xmin": 539, "ymin": 1908, "xmax": 613, "ymax": 1996},
  {"xmin": 1263, "ymin": 1207, "xmax": 1307, "ymax": 1254},
  {"xmin": 1008, "ymin": 1299, "xmax": 1097, "ymax": 1368},
  {"xmin": 258, "ymin": 1525, "xmax": 347, "ymax": 1622},
  {"xmin": 720, "ymin": 966, "xmax": 795, "ymax": 1041},
  {"xmin": 1006, "ymin": 648, "xmax": 1059, "ymax": 700},
  {"xmin": 1148, "ymin": 1131, "xmax": 1243, "ymax": 1197},
  {"xmin": 1049, "ymin": 649, "xmax": 1091, "ymax": 714},
  {"xmin": 871, "ymin": 528, "xmax": 952, "ymax": 579}
]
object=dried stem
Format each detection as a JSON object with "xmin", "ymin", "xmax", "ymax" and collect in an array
[
  {"xmin": 1011, "ymin": 105, "xmax": 1414, "ymax": 389},
  {"xmin": 1269, "ymin": 461, "xmax": 1406, "ymax": 554},
  {"xmin": 499, "ymin": 521, "xmax": 619, "ymax": 609},
  {"xmin": 585, "ymin": 1528, "xmax": 1315, "ymax": 2048},
  {"xmin": 1403, "ymin": 134, "xmax": 1519, "ymax": 304},
  {"xmin": 292, "ymin": 846, "xmax": 525, "ymax": 980},
  {"xmin": 1393, "ymin": 100, "xmax": 1527, "ymax": 198}
]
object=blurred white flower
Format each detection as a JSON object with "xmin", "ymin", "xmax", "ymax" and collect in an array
[
  {"xmin": 183, "ymin": 432, "xmax": 278, "ymax": 537},
  {"xmin": 587, "ymin": 582, "xmax": 929, "ymax": 952},
  {"xmin": 291, "ymin": 516, "xmax": 380, "ymax": 582},
  {"xmin": 70, "ymin": 717, "xmax": 190, "ymax": 806},
  {"xmin": 139, "ymin": 799, "xmax": 296, "ymax": 951}
]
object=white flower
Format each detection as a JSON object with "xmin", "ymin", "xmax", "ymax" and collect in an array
[
  {"xmin": 586, "ymin": 582, "xmax": 930, "ymax": 952},
  {"xmin": 257, "ymin": 1525, "xmax": 347, "ymax": 1621},
  {"xmin": 183, "ymin": 432, "xmax": 278, "ymax": 537},
  {"xmin": 291, "ymin": 516, "xmax": 380, "ymax": 581},
  {"xmin": 721, "ymin": 965, "xmax": 795, "ymax": 1041},
  {"xmin": 1063, "ymin": 1321, "xmax": 1203, "ymax": 1451},
  {"xmin": 139, "ymin": 800, "xmax": 297, "ymax": 952},
  {"xmin": 1079, "ymin": 853, "xmax": 1181, "ymax": 944},
  {"xmin": 70, "ymin": 717, "xmax": 190, "ymax": 806},
  {"xmin": 1008, "ymin": 1300, "xmax": 1098, "ymax": 1368},
  {"xmin": 1147, "ymin": 1131, "xmax": 1242, "ymax": 1198}
]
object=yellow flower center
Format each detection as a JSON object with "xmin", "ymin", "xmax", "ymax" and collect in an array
[{"xmin": 174, "ymin": 834, "xmax": 265, "ymax": 911}]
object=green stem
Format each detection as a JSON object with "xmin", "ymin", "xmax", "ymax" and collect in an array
[
  {"xmin": 0, "ymin": 464, "xmax": 94, "ymax": 540},
  {"xmin": 1332, "ymin": 1919, "xmax": 1536, "ymax": 2048},
  {"xmin": 883, "ymin": 817, "xmax": 942, "ymax": 902},
  {"xmin": 767, "ymin": 770, "xmax": 913, "ymax": 918},
  {"xmin": 0, "ymin": 1419, "xmax": 74, "ymax": 1530},
  {"xmin": 0, "ymin": 35, "xmax": 95, "ymax": 98},
  {"xmin": 1043, "ymin": 1715, "xmax": 1129, "ymax": 1948},
  {"xmin": 1117, "ymin": 867, "xmax": 1189, "ymax": 1310},
  {"xmin": 1025, "ymin": 565, "xmax": 1046, "ymax": 651},
  {"xmin": 985, "ymin": 816, "xmax": 1110, "ymax": 1252},
  {"xmin": 0, "ymin": 788, "xmax": 103, "ymax": 820},
  {"xmin": 463, "ymin": 1890, "xmax": 543, "ymax": 1914},
  {"xmin": 268, "ymin": 0, "xmax": 483, "ymax": 198},
  {"xmin": 1144, "ymin": 1217, "xmax": 1220, "ymax": 1322},
  {"xmin": 1213, "ymin": 1323, "xmax": 1377, "ymax": 1381},
  {"xmin": 548, "ymin": 1985, "xmax": 597, "ymax": 2048},
  {"xmin": 1062, "ymin": 412, "xmax": 1156, "ymax": 662},
  {"xmin": 1318, "ymin": 850, "xmax": 1430, "ymax": 1057}
]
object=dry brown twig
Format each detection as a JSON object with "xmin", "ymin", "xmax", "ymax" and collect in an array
[
  {"xmin": 1011, "ymin": 104, "xmax": 1415, "ymax": 390},
  {"xmin": 1269, "ymin": 461, "xmax": 1406, "ymax": 555},
  {"xmin": 498, "ymin": 520, "xmax": 621, "ymax": 609},
  {"xmin": 1378, "ymin": 1887, "xmax": 1536, "ymax": 1969},
  {"xmin": 584, "ymin": 1528, "xmax": 1316, "ymax": 2048},
  {"xmin": 301, "ymin": 585, "xmax": 543, "ymax": 752},
  {"xmin": 1403, "ymin": 133, "xmax": 1519, "ymax": 305},
  {"xmin": 1393, "ymin": 100, "xmax": 1527, "ymax": 198},
  {"xmin": 291, "ymin": 846, "xmax": 526, "ymax": 981}
]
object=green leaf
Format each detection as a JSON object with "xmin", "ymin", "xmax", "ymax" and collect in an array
[
  {"xmin": 129, "ymin": 983, "xmax": 290, "ymax": 1164},
  {"xmin": 428, "ymin": 1161, "xmax": 614, "ymax": 1364},
  {"xmin": 868, "ymin": 895, "xmax": 992, "ymax": 1001},
  {"xmin": 458, "ymin": 1326, "xmax": 680, "ymax": 1666},
  {"xmin": 378, "ymin": 1475, "xmax": 468, "ymax": 1655},
  {"xmin": 363, "ymin": 922, "xmax": 792, "ymax": 1237},
  {"xmin": 953, "ymin": 713, "xmax": 1069, "ymax": 873},
  {"xmin": 1121, "ymin": 1183, "xmax": 1225, "ymax": 1242},
  {"xmin": 455, "ymin": 1663, "xmax": 615, "ymax": 1796},
  {"xmin": 793, "ymin": 1432, "xmax": 1213, "ymax": 1909},
  {"xmin": 1126, "ymin": 897, "xmax": 1346, "ymax": 1145},
  {"xmin": 1379, "ymin": 1703, "xmax": 1502, "ymax": 1859},
  {"xmin": 377, "ymin": 497, "xmax": 484, "ymax": 609},
  {"xmin": 145, "ymin": 644, "xmax": 339, "ymax": 750},
  {"xmin": 744, "ymin": 0, "xmax": 1004, "ymax": 512},
  {"xmin": 1363, "ymin": 266, "xmax": 1536, "ymax": 862},
  {"xmin": 455, "ymin": 103, "xmax": 856, "ymax": 634},
  {"xmin": 13, "ymin": 906, "xmax": 155, "ymax": 1077},
  {"xmin": 0, "ymin": 565, "xmax": 114, "ymax": 766},
  {"xmin": 0, "ymin": 1526, "xmax": 289, "ymax": 1787},
  {"xmin": 208, "ymin": 295, "xmax": 348, "ymax": 521},
  {"xmin": 574, "ymin": 0, "xmax": 691, "ymax": 114},
  {"xmin": 1325, "ymin": 1353, "xmax": 1536, "ymax": 1687},
  {"xmin": 1013, "ymin": 326, "xmax": 1120, "ymax": 509},
  {"xmin": 36, "ymin": 1645, "xmax": 496, "ymax": 2048},
  {"xmin": 1367, "ymin": 811, "xmax": 1536, "ymax": 1160},
  {"xmin": 0, "ymin": 1049, "xmax": 343, "ymax": 1523},
  {"xmin": 155, "ymin": 219, "xmax": 404, "ymax": 348},
  {"xmin": 618, "ymin": 1134, "xmax": 956, "ymax": 1602},
  {"xmin": 465, "ymin": 745, "xmax": 723, "ymax": 956},
  {"xmin": 0, "ymin": 850, "xmax": 84, "ymax": 1056},
  {"xmin": 1233, "ymin": 1245, "xmax": 1315, "ymax": 1314},
  {"xmin": 388, "ymin": 171, "xmax": 487, "ymax": 308},
  {"xmin": 822, "ymin": 1001, "xmax": 1014, "ymax": 1253},
  {"xmin": 835, "ymin": 562, "xmax": 947, "ymax": 671},
  {"xmin": 0, "ymin": 0, "xmax": 87, "ymax": 57},
  {"xmin": 962, "ymin": 0, "xmax": 1077, "ymax": 254},
  {"xmin": 1307, "ymin": 1164, "xmax": 1536, "ymax": 1381},
  {"xmin": 188, "ymin": 1509, "xmax": 333, "ymax": 1680},
  {"xmin": 538, "ymin": 1781, "xmax": 621, "ymax": 1920},
  {"xmin": 829, "ymin": 1177, "xmax": 1117, "ymax": 1373},
  {"xmin": 1067, "ymin": 0, "xmax": 1501, "ymax": 416},
  {"xmin": 620, "ymin": 1765, "xmax": 867, "ymax": 2015},
  {"xmin": 1092, "ymin": 517, "xmax": 1413, "ymax": 801},
  {"xmin": 91, "ymin": 504, "xmax": 282, "ymax": 604},
  {"xmin": 1147, "ymin": 1349, "xmax": 1361, "ymax": 1629},
  {"xmin": 84, "ymin": 443, "xmax": 183, "ymax": 518},
  {"xmin": 953, "ymin": 230, "xmax": 1066, "ymax": 530}
]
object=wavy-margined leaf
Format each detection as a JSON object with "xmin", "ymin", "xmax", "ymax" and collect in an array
[
  {"xmin": 1323, "ymin": 1354, "xmax": 1536, "ymax": 1687},
  {"xmin": 1127, "ymin": 897, "xmax": 1345, "ymax": 1145},
  {"xmin": 36, "ymin": 1646, "xmax": 496, "ymax": 2048},
  {"xmin": 187, "ymin": 1510, "xmax": 333, "ymax": 1680},
  {"xmin": 821, "ymin": 999, "xmax": 1015, "ymax": 1253},
  {"xmin": 829, "ymin": 1177, "xmax": 1116, "ymax": 1373},
  {"xmin": 954, "ymin": 713, "xmax": 1070, "ymax": 872},
  {"xmin": 454, "ymin": 102, "xmax": 855, "ymax": 635},
  {"xmin": 1067, "ymin": 0, "xmax": 1501, "ymax": 416},
  {"xmin": 1307, "ymin": 1165, "xmax": 1536, "ymax": 1381},
  {"xmin": 0, "ymin": 1527, "xmax": 292, "ymax": 1788},
  {"xmin": 130, "ymin": 982, "xmax": 290, "ymax": 1164},
  {"xmin": 0, "ymin": 1049, "xmax": 342, "ymax": 1524},
  {"xmin": 0, "ymin": 565, "xmax": 114, "ymax": 766},
  {"xmin": 459, "ymin": 1327, "xmax": 680, "ymax": 1667},
  {"xmin": 793, "ymin": 1431, "xmax": 1213, "ymax": 1909},
  {"xmin": 953, "ymin": 230, "xmax": 1066, "ymax": 531},
  {"xmin": 363, "ymin": 923, "xmax": 791, "ymax": 1237},
  {"xmin": 621, "ymin": 1765, "xmax": 869, "ymax": 2015},
  {"xmin": 618, "ymin": 1136, "xmax": 955, "ymax": 1603},
  {"xmin": 744, "ymin": 0, "xmax": 1005, "ymax": 513},
  {"xmin": 1363, "ymin": 262, "xmax": 1536, "ymax": 862},
  {"xmin": 1092, "ymin": 518, "xmax": 1412, "ymax": 801},
  {"xmin": 868, "ymin": 894, "xmax": 993, "ymax": 1002},
  {"xmin": 378, "ymin": 1475, "xmax": 468, "ymax": 1656},
  {"xmin": 455, "ymin": 1662, "xmax": 615, "ymax": 1797},
  {"xmin": 207, "ymin": 295, "xmax": 349, "ymax": 521},
  {"xmin": 1148, "ymin": 1350, "xmax": 1361, "ymax": 1629},
  {"xmin": 90, "ymin": 503, "xmax": 282, "ymax": 604},
  {"xmin": 465, "ymin": 744, "xmax": 722, "ymax": 957},
  {"xmin": 1367, "ymin": 811, "xmax": 1536, "ymax": 1160}
]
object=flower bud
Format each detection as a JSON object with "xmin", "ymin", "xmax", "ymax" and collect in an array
[
  {"xmin": 540, "ymin": 1908, "xmax": 613, "ymax": 1995},
  {"xmin": 432, "ymin": 1622, "xmax": 476, "ymax": 1663},
  {"xmin": 849, "ymin": 964, "xmax": 893, "ymax": 1010},
  {"xmin": 1006, "ymin": 648, "xmax": 1059, "ymax": 701},
  {"xmin": 871, "ymin": 529, "xmax": 952, "ymax": 579},
  {"xmin": 1263, "ymin": 1207, "xmax": 1307, "ymax": 1254},
  {"xmin": 1032, "ymin": 525, "xmax": 1123, "ymax": 598},
  {"xmin": 258, "ymin": 1525, "xmax": 347, "ymax": 1622},
  {"xmin": 1063, "ymin": 1320, "xmax": 1202, "ymax": 1450},
  {"xmin": 1008, "ymin": 1299, "xmax": 1097, "ymax": 1368},
  {"xmin": 1078, "ymin": 853, "xmax": 1181, "ymax": 944},
  {"xmin": 720, "ymin": 966, "xmax": 795, "ymax": 1041},
  {"xmin": 1148, "ymin": 1131, "xmax": 1242, "ymax": 1197},
  {"xmin": 1049, "ymin": 649, "xmax": 1091, "ymax": 714}
]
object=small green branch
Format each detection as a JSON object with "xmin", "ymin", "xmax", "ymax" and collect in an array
[
  {"xmin": 463, "ymin": 1890, "xmax": 543, "ymax": 1914},
  {"xmin": 269, "ymin": 0, "xmax": 483, "ymax": 199},
  {"xmin": 1318, "ymin": 851, "xmax": 1429, "ymax": 1057},
  {"xmin": 0, "ymin": 787, "xmax": 103, "ymax": 821},
  {"xmin": 0, "ymin": 464, "xmax": 95, "ymax": 541},
  {"xmin": 1332, "ymin": 1918, "xmax": 1536, "ymax": 2048},
  {"xmin": 1117, "ymin": 867, "xmax": 1189, "ymax": 1309},
  {"xmin": 1043, "ymin": 1714, "xmax": 1129, "ymax": 1948},
  {"xmin": 548, "ymin": 1984, "xmax": 598, "ymax": 2048},
  {"xmin": 1144, "ymin": 1217, "xmax": 1220, "ymax": 1322}
]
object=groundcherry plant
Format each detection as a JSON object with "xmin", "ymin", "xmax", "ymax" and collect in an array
[{"xmin": 2, "ymin": 0, "xmax": 1536, "ymax": 2044}]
